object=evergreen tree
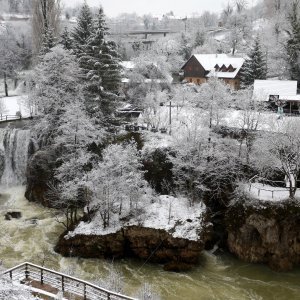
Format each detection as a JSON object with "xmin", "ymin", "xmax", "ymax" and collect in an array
[
  {"xmin": 241, "ymin": 36, "xmax": 267, "ymax": 87},
  {"xmin": 60, "ymin": 27, "xmax": 73, "ymax": 50},
  {"xmin": 286, "ymin": 1, "xmax": 300, "ymax": 84},
  {"xmin": 179, "ymin": 33, "xmax": 192, "ymax": 60},
  {"xmin": 71, "ymin": 1, "xmax": 93, "ymax": 55},
  {"xmin": 39, "ymin": 26, "xmax": 56, "ymax": 56},
  {"xmin": 194, "ymin": 30, "xmax": 205, "ymax": 48},
  {"xmin": 80, "ymin": 7, "xmax": 121, "ymax": 107}
]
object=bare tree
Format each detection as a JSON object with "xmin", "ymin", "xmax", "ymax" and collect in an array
[
  {"xmin": 32, "ymin": 0, "xmax": 61, "ymax": 55},
  {"xmin": 235, "ymin": 0, "xmax": 248, "ymax": 13},
  {"xmin": 254, "ymin": 120, "xmax": 300, "ymax": 198},
  {"xmin": 0, "ymin": 26, "xmax": 23, "ymax": 96},
  {"xmin": 235, "ymin": 88, "xmax": 265, "ymax": 164}
]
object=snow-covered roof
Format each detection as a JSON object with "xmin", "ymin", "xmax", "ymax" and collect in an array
[
  {"xmin": 120, "ymin": 61, "xmax": 135, "ymax": 70},
  {"xmin": 194, "ymin": 54, "xmax": 244, "ymax": 70},
  {"xmin": 280, "ymin": 95, "xmax": 300, "ymax": 102},
  {"xmin": 121, "ymin": 78, "xmax": 130, "ymax": 83},
  {"xmin": 253, "ymin": 80, "xmax": 298, "ymax": 101},
  {"xmin": 191, "ymin": 54, "xmax": 245, "ymax": 79},
  {"xmin": 207, "ymin": 70, "xmax": 240, "ymax": 79}
]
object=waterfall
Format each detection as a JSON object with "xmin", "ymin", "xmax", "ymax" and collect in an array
[{"xmin": 0, "ymin": 128, "xmax": 33, "ymax": 186}]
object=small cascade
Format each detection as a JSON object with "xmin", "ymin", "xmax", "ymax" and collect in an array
[{"xmin": 0, "ymin": 128, "xmax": 33, "ymax": 186}]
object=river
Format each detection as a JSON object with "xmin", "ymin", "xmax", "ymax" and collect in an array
[{"xmin": 1, "ymin": 186, "xmax": 300, "ymax": 300}]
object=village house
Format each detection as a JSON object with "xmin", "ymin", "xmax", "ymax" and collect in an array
[
  {"xmin": 181, "ymin": 54, "xmax": 245, "ymax": 90},
  {"xmin": 253, "ymin": 79, "xmax": 300, "ymax": 114}
]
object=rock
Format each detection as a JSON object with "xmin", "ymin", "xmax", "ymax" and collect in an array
[
  {"xmin": 55, "ymin": 225, "xmax": 205, "ymax": 271},
  {"xmin": 25, "ymin": 218, "xmax": 38, "ymax": 225},
  {"xmin": 225, "ymin": 199, "xmax": 300, "ymax": 271},
  {"xmin": 163, "ymin": 262, "xmax": 194, "ymax": 272},
  {"xmin": 5, "ymin": 211, "xmax": 22, "ymax": 220}
]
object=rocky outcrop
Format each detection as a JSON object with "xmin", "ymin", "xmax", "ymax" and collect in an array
[
  {"xmin": 55, "ymin": 225, "xmax": 205, "ymax": 271},
  {"xmin": 5, "ymin": 211, "xmax": 22, "ymax": 220},
  {"xmin": 25, "ymin": 146, "xmax": 60, "ymax": 207},
  {"xmin": 225, "ymin": 198, "xmax": 300, "ymax": 271}
]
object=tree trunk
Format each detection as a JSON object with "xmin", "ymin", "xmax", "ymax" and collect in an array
[{"xmin": 4, "ymin": 73, "xmax": 8, "ymax": 97}]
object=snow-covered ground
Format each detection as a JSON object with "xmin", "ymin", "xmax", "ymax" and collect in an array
[
  {"xmin": 137, "ymin": 105, "xmax": 299, "ymax": 140},
  {"xmin": 69, "ymin": 195, "xmax": 205, "ymax": 242},
  {"xmin": 242, "ymin": 183, "xmax": 300, "ymax": 202},
  {"xmin": 0, "ymin": 95, "xmax": 30, "ymax": 118}
]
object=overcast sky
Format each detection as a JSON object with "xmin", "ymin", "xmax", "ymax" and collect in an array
[{"xmin": 62, "ymin": 0, "xmax": 240, "ymax": 17}]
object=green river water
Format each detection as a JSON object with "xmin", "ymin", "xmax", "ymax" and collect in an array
[{"xmin": 1, "ymin": 186, "xmax": 300, "ymax": 300}]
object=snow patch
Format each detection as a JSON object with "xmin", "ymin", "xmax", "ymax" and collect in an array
[
  {"xmin": 242, "ymin": 183, "xmax": 300, "ymax": 202},
  {"xmin": 68, "ymin": 195, "xmax": 205, "ymax": 242}
]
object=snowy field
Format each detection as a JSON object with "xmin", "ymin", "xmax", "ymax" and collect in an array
[{"xmin": 69, "ymin": 195, "xmax": 205, "ymax": 241}]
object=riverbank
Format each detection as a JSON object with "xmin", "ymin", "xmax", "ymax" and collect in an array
[{"xmin": 2, "ymin": 186, "xmax": 300, "ymax": 299}]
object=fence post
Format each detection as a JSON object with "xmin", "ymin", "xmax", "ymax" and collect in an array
[
  {"xmin": 40, "ymin": 269, "xmax": 43, "ymax": 285},
  {"xmin": 5, "ymin": 115, "xmax": 7, "ymax": 121},
  {"xmin": 25, "ymin": 263, "xmax": 29, "ymax": 280},
  {"xmin": 62, "ymin": 275, "xmax": 65, "ymax": 292},
  {"xmin": 84, "ymin": 283, "xmax": 87, "ymax": 300},
  {"xmin": 258, "ymin": 189, "xmax": 260, "ymax": 196},
  {"xmin": 9, "ymin": 270, "xmax": 12, "ymax": 280},
  {"xmin": 272, "ymin": 191, "xmax": 274, "ymax": 199},
  {"xmin": 107, "ymin": 293, "xmax": 111, "ymax": 300}
]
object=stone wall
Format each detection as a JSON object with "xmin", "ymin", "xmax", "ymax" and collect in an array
[{"xmin": 225, "ymin": 198, "xmax": 300, "ymax": 271}]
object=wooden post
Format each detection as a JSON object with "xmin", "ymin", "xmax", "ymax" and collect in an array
[
  {"xmin": 25, "ymin": 264, "xmax": 29, "ymax": 279},
  {"xmin": 62, "ymin": 275, "xmax": 64, "ymax": 292},
  {"xmin": 107, "ymin": 293, "xmax": 111, "ymax": 300},
  {"xmin": 9, "ymin": 270, "xmax": 12, "ymax": 280},
  {"xmin": 84, "ymin": 284, "xmax": 87, "ymax": 300},
  {"xmin": 272, "ymin": 191, "xmax": 274, "ymax": 199},
  {"xmin": 41, "ymin": 269, "xmax": 44, "ymax": 285}
]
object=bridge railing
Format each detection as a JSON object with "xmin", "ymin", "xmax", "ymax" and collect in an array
[{"xmin": 3, "ymin": 262, "xmax": 136, "ymax": 300}]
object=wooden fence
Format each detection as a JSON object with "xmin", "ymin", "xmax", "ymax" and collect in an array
[
  {"xmin": 3, "ymin": 262, "xmax": 136, "ymax": 300},
  {"xmin": 0, "ymin": 114, "xmax": 33, "ymax": 122},
  {"xmin": 248, "ymin": 175, "xmax": 299, "ymax": 199}
]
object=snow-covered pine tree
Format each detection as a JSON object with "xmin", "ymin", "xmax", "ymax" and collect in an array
[
  {"xmin": 71, "ymin": 1, "xmax": 93, "ymax": 55},
  {"xmin": 241, "ymin": 36, "xmax": 267, "ymax": 87},
  {"xmin": 39, "ymin": 26, "xmax": 56, "ymax": 56},
  {"xmin": 179, "ymin": 33, "xmax": 192, "ymax": 60},
  {"xmin": 60, "ymin": 27, "xmax": 73, "ymax": 50},
  {"xmin": 80, "ymin": 7, "xmax": 122, "ymax": 115},
  {"xmin": 286, "ymin": 0, "xmax": 300, "ymax": 85},
  {"xmin": 194, "ymin": 30, "xmax": 205, "ymax": 48}
]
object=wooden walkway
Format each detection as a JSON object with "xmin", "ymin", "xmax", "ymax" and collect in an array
[{"xmin": 3, "ymin": 262, "xmax": 136, "ymax": 300}]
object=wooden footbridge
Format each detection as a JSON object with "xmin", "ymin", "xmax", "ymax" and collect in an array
[{"xmin": 3, "ymin": 262, "xmax": 136, "ymax": 300}]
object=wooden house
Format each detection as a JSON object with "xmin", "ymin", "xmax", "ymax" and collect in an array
[{"xmin": 181, "ymin": 54, "xmax": 245, "ymax": 90}]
